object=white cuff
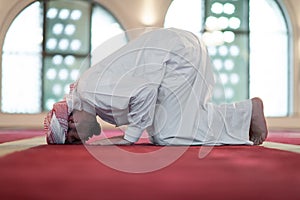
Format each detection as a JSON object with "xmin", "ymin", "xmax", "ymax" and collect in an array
[{"xmin": 124, "ymin": 125, "xmax": 144, "ymax": 143}]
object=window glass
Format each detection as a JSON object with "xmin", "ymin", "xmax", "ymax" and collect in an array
[
  {"xmin": 43, "ymin": 0, "xmax": 91, "ymax": 110},
  {"xmin": 91, "ymin": 5, "xmax": 127, "ymax": 65},
  {"xmin": 164, "ymin": 0, "xmax": 290, "ymax": 117},
  {"xmin": 2, "ymin": 2, "xmax": 42, "ymax": 113},
  {"xmin": 164, "ymin": 0, "xmax": 203, "ymax": 37},
  {"xmin": 1, "ymin": 0, "xmax": 126, "ymax": 113},
  {"xmin": 204, "ymin": 0, "xmax": 249, "ymax": 104},
  {"xmin": 249, "ymin": 0, "xmax": 289, "ymax": 116}
]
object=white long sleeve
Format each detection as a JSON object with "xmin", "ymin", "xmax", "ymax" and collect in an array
[{"xmin": 124, "ymin": 87, "xmax": 158, "ymax": 142}]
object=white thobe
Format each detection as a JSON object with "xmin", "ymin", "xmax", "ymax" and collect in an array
[{"xmin": 67, "ymin": 28, "xmax": 253, "ymax": 145}]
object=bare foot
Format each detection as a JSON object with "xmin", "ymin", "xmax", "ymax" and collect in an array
[{"xmin": 249, "ymin": 97, "xmax": 268, "ymax": 145}]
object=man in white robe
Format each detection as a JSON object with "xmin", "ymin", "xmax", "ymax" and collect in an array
[{"xmin": 47, "ymin": 28, "xmax": 267, "ymax": 145}]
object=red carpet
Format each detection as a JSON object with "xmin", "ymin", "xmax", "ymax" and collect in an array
[
  {"xmin": 0, "ymin": 130, "xmax": 300, "ymax": 200},
  {"xmin": 266, "ymin": 131, "xmax": 300, "ymax": 145}
]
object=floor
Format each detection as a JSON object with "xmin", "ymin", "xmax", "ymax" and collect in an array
[{"xmin": 0, "ymin": 130, "xmax": 300, "ymax": 200}]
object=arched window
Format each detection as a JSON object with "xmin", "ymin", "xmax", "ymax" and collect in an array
[
  {"xmin": 1, "ymin": 0, "xmax": 126, "ymax": 114},
  {"xmin": 164, "ymin": 0, "xmax": 290, "ymax": 117}
]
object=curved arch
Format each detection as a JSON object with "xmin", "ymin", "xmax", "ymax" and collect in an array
[{"xmin": 0, "ymin": 0, "xmax": 34, "ymax": 49}]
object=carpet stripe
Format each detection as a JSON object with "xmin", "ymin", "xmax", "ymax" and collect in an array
[
  {"xmin": 1, "ymin": 136, "xmax": 300, "ymax": 158},
  {"xmin": 262, "ymin": 141, "xmax": 300, "ymax": 154},
  {"xmin": 0, "ymin": 136, "xmax": 46, "ymax": 157}
]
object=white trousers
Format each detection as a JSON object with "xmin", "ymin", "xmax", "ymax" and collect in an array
[{"xmin": 147, "ymin": 31, "xmax": 252, "ymax": 146}]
